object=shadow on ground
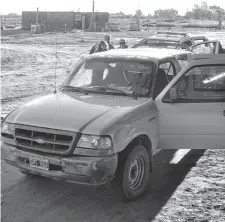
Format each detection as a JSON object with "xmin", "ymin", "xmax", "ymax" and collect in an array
[{"xmin": 2, "ymin": 149, "xmax": 205, "ymax": 222}]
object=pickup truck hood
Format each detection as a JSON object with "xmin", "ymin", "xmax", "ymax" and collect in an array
[{"xmin": 9, "ymin": 92, "xmax": 146, "ymax": 133}]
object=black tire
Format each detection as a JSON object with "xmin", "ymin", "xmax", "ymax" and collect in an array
[{"xmin": 112, "ymin": 144, "xmax": 150, "ymax": 201}]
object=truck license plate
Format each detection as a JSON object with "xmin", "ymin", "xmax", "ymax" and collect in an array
[{"xmin": 29, "ymin": 156, "xmax": 49, "ymax": 170}]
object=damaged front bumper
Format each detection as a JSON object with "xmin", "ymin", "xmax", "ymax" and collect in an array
[{"xmin": 1, "ymin": 142, "xmax": 118, "ymax": 185}]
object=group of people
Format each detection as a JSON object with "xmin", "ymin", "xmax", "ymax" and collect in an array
[
  {"xmin": 89, "ymin": 33, "xmax": 225, "ymax": 55},
  {"xmin": 89, "ymin": 34, "xmax": 128, "ymax": 54}
]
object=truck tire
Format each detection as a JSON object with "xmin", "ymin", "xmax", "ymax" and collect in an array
[{"xmin": 112, "ymin": 144, "xmax": 150, "ymax": 201}]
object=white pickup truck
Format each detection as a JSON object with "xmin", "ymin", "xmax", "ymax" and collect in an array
[{"xmin": 2, "ymin": 48, "xmax": 225, "ymax": 201}]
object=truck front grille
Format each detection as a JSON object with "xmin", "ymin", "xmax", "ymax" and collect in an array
[{"xmin": 14, "ymin": 125, "xmax": 77, "ymax": 155}]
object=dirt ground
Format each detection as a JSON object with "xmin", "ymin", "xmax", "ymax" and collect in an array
[{"xmin": 1, "ymin": 30, "xmax": 225, "ymax": 222}]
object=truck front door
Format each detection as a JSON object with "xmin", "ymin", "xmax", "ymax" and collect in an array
[{"xmin": 155, "ymin": 56, "xmax": 225, "ymax": 149}]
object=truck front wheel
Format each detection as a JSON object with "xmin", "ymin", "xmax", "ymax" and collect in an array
[{"xmin": 112, "ymin": 144, "xmax": 150, "ymax": 201}]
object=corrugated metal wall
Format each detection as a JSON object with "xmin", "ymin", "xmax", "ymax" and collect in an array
[{"xmin": 22, "ymin": 11, "xmax": 109, "ymax": 31}]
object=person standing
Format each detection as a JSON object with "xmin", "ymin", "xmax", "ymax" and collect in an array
[
  {"xmin": 118, "ymin": 39, "xmax": 128, "ymax": 49},
  {"xmin": 93, "ymin": 41, "xmax": 109, "ymax": 54},
  {"xmin": 89, "ymin": 33, "xmax": 114, "ymax": 54},
  {"xmin": 103, "ymin": 34, "xmax": 114, "ymax": 50},
  {"xmin": 89, "ymin": 41, "xmax": 109, "ymax": 54}
]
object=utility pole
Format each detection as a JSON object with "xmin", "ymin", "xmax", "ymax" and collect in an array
[
  {"xmin": 88, "ymin": 0, "xmax": 95, "ymax": 31},
  {"xmin": 93, "ymin": 0, "xmax": 95, "ymax": 31},
  {"xmin": 137, "ymin": 3, "xmax": 140, "ymax": 31},
  {"xmin": 36, "ymin": 7, "xmax": 39, "ymax": 31},
  {"xmin": 217, "ymin": 10, "xmax": 222, "ymax": 30}
]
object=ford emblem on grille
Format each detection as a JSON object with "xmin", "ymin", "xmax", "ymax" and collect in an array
[{"xmin": 35, "ymin": 139, "xmax": 46, "ymax": 144}]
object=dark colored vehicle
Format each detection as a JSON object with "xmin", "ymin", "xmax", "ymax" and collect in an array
[
  {"xmin": 132, "ymin": 31, "xmax": 221, "ymax": 54},
  {"xmin": 132, "ymin": 42, "xmax": 193, "ymax": 52},
  {"xmin": 132, "ymin": 31, "xmax": 209, "ymax": 48}
]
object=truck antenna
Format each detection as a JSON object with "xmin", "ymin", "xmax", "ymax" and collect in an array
[{"xmin": 54, "ymin": 33, "xmax": 58, "ymax": 94}]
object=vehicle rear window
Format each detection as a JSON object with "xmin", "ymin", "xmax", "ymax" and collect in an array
[
  {"xmin": 182, "ymin": 41, "xmax": 192, "ymax": 47},
  {"xmin": 193, "ymin": 40, "xmax": 206, "ymax": 44},
  {"xmin": 192, "ymin": 43, "xmax": 216, "ymax": 54}
]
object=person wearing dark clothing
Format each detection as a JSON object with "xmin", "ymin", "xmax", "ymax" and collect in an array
[
  {"xmin": 118, "ymin": 39, "xmax": 128, "ymax": 49},
  {"xmin": 89, "ymin": 34, "xmax": 114, "ymax": 54},
  {"xmin": 95, "ymin": 41, "xmax": 108, "ymax": 53},
  {"xmin": 89, "ymin": 41, "xmax": 108, "ymax": 54},
  {"xmin": 89, "ymin": 43, "xmax": 99, "ymax": 54}
]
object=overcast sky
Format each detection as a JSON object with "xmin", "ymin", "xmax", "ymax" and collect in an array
[{"xmin": 1, "ymin": 0, "xmax": 225, "ymax": 15}]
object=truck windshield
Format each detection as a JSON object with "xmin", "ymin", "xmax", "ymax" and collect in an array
[{"xmin": 63, "ymin": 58, "xmax": 155, "ymax": 97}]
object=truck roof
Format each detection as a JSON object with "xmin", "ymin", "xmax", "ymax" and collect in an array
[
  {"xmin": 147, "ymin": 33, "xmax": 189, "ymax": 42},
  {"xmin": 89, "ymin": 48, "xmax": 191, "ymax": 60},
  {"xmin": 187, "ymin": 54, "xmax": 225, "ymax": 62},
  {"xmin": 155, "ymin": 31, "xmax": 188, "ymax": 37}
]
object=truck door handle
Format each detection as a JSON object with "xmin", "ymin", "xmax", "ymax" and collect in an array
[{"xmin": 223, "ymin": 110, "xmax": 225, "ymax": 116}]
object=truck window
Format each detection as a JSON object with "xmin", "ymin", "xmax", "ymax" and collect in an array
[
  {"xmin": 70, "ymin": 63, "xmax": 93, "ymax": 86},
  {"xmin": 193, "ymin": 39, "xmax": 205, "ymax": 45},
  {"xmin": 66, "ymin": 59, "xmax": 155, "ymax": 97},
  {"xmin": 165, "ymin": 65, "xmax": 225, "ymax": 102},
  {"xmin": 182, "ymin": 40, "xmax": 192, "ymax": 47},
  {"xmin": 159, "ymin": 61, "xmax": 176, "ymax": 78},
  {"xmin": 153, "ymin": 61, "xmax": 176, "ymax": 98},
  {"xmin": 177, "ymin": 54, "xmax": 189, "ymax": 69},
  {"xmin": 192, "ymin": 43, "xmax": 215, "ymax": 54}
]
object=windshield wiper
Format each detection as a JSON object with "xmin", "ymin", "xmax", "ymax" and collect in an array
[
  {"xmin": 86, "ymin": 86, "xmax": 137, "ymax": 99},
  {"xmin": 61, "ymin": 86, "xmax": 89, "ymax": 95}
]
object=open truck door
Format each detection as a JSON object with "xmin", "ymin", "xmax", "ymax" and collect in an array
[
  {"xmin": 155, "ymin": 54, "xmax": 225, "ymax": 149},
  {"xmin": 191, "ymin": 41, "xmax": 220, "ymax": 54}
]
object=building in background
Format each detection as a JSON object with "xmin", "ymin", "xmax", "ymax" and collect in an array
[
  {"xmin": 22, "ymin": 11, "xmax": 109, "ymax": 32},
  {"xmin": 1, "ymin": 13, "xmax": 22, "ymax": 28}
]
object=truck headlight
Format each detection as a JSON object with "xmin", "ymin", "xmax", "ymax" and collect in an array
[
  {"xmin": 77, "ymin": 134, "xmax": 112, "ymax": 149},
  {"xmin": 1, "ymin": 122, "xmax": 15, "ymax": 139},
  {"xmin": 74, "ymin": 134, "xmax": 113, "ymax": 156}
]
